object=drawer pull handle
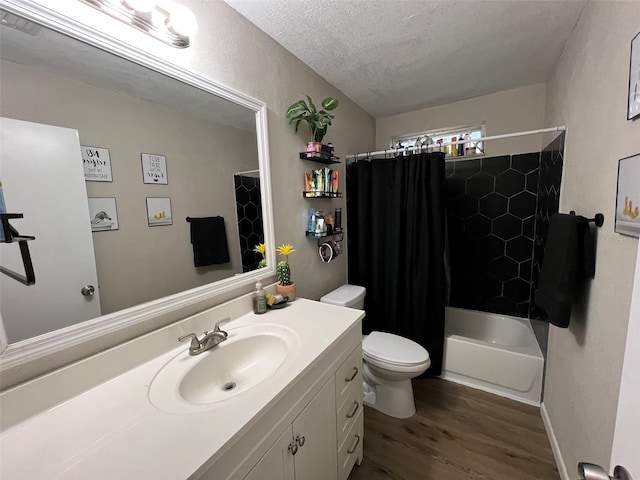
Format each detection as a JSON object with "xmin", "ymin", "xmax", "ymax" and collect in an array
[
  {"xmin": 345, "ymin": 367, "xmax": 359, "ymax": 382},
  {"xmin": 347, "ymin": 434, "xmax": 361, "ymax": 454},
  {"xmin": 346, "ymin": 401, "xmax": 360, "ymax": 419},
  {"xmin": 288, "ymin": 442, "xmax": 298, "ymax": 455},
  {"xmin": 296, "ymin": 435, "xmax": 306, "ymax": 447}
]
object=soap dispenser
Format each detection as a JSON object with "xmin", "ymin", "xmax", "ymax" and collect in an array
[{"xmin": 253, "ymin": 281, "xmax": 267, "ymax": 314}]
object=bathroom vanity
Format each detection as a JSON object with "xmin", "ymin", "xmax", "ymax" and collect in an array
[{"xmin": 0, "ymin": 294, "xmax": 364, "ymax": 479}]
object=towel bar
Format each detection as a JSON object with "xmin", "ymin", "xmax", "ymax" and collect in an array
[
  {"xmin": 0, "ymin": 213, "xmax": 36, "ymax": 286},
  {"xmin": 569, "ymin": 211, "xmax": 604, "ymax": 228}
]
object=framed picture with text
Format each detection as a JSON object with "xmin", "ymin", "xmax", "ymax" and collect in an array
[
  {"xmin": 628, "ymin": 32, "xmax": 640, "ymax": 120},
  {"xmin": 141, "ymin": 153, "xmax": 168, "ymax": 184},
  {"xmin": 82, "ymin": 145, "xmax": 112, "ymax": 182}
]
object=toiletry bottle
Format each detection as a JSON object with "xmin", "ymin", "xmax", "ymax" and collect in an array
[
  {"xmin": 451, "ymin": 137, "xmax": 457, "ymax": 157},
  {"xmin": 308, "ymin": 208, "xmax": 316, "ymax": 233},
  {"xmin": 464, "ymin": 133, "xmax": 473, "ymax": 156},
  {"xmin": 335, "ymin": 207, "xmax": 342, "ymax": 230},
  {"xmin": 458, "ymin": 134, "xmax": 465, "ymax": 156},
  {"xmin": 253, "ymin": 281, "xmax": 267, "ymax": 314}
]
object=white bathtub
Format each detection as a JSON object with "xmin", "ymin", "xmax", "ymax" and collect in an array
[{"xmin": 440, "ymin": 306, "xmax": 544, "ymax": 406}]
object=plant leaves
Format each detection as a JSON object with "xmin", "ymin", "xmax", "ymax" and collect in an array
[
  {"xmin": 305, "ymin": 95, "xmax": 317, "ymax": 114},
  {"xmin": 286, "ymin": 100, "xmax": 308, "ymax": 119},
  {"xmin": 322, "ymin": 97, "xmax": 339, "ymax": 111}
]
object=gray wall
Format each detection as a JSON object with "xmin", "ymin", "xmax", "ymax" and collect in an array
[
  {"xmin": 376, "ymin": 83, "xmax": 547, "ymax": 155},
  {"xmin": 543, "ymin": 1, "xmax": 640, "ymax": 474}
]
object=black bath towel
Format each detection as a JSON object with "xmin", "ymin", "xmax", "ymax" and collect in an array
[
  {"xmin": 533, "ymin": 213, "xmax": 595, "ymax": 328},
  {"xmin": 189, "ymin": 216, "xmax": 230, "ymax": 267}
]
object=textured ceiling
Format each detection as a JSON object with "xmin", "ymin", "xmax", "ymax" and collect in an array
[{"xmin": 224, "ymin": 0, "xmax": 586, "ymax": 118}]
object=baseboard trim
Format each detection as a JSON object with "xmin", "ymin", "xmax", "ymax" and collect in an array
[{"xmin": 541, "ymin": 402, "xmax": 570, "ymax": 480}]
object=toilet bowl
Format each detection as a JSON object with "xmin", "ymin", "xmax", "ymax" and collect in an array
[{"xmin": 320, "ymin": 284, "xmax": 430, "ymax": 419}]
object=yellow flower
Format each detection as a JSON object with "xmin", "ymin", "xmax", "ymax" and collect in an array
[
  {"xmin": 254, "ymin": 243, "xmax": 266, "ymax": 256},
  {"xmin": 276, "ymin": 244, "xmax": 296, "ymax": 258}
]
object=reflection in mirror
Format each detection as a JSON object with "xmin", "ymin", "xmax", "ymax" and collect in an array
[{"xmin": 0, "ymin": 13, "xmax": 265, "ymax": 343}]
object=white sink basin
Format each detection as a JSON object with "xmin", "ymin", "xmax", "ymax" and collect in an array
[{"xmin": 149, "ymin": 323, "xmax": 298, "ymax": 414}]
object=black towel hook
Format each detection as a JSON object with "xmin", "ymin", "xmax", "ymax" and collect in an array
[{"xmin": 569, "ymin": 211, "xmax": 604, "ymax": 227}]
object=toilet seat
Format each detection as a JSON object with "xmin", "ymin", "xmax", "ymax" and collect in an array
[{"xmin": 362, "ymin": 331, "xmax": 430, "ymax": 368}]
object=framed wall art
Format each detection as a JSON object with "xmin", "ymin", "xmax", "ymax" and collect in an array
[
  {"xmin": 628, "ymin": 32, "xmax": 640, "ymax": 120},
  {"xmin": 88, "ymin": 197, "xmax": 119, "ymax": 232},
  {"xmin": 82, "ymin": 145, "xmax": 112, "ymax": 182},
  {"xmin": 146, "ymin": 197, "xmax": 172, "ymax": 226},
  {"xmin": 141, "ymin": 153, "xmax": 168, "ymax": 184},
  {"xmin": 615, "ymin": 153, "xmax": 640, "ymax": 237}
]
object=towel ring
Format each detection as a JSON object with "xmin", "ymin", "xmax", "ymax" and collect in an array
[{"xmin": 319, "ymin": 242, "xmax": 334, "ymax": 263}]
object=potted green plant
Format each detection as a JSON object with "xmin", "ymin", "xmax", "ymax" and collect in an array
[
  {"xmin": 286, "ymin": 95, "xmax": 339, "ymax": 157},
  {"xmin": 275, "ymin": 243, "xmax": 296, "ymax": 300}
]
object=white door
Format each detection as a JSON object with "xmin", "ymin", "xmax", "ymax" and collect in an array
[
  {"xmin": 0, "ymin": 117, "xmax": 101, "ymax": 343},
  {"xmin": 608, "ymin": 243, "xmax": 640, "ymax": 476},
  {"xmin": 579, "ymin": 244, "xmax": 640, "ymax": 479}
]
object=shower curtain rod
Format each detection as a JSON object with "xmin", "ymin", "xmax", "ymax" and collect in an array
[{"xmin": 346, "ymin": 125, "xmax": 566, "ymax": 160}]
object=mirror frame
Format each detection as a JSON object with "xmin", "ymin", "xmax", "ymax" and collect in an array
[{"xmin": 0, "ymin": 0, "xmax": 276, "ymax": 372}]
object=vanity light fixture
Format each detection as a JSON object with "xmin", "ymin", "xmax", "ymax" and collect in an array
[{"xmin": 79, "ymin": 0, "xmax": 196, "ymax": 48}]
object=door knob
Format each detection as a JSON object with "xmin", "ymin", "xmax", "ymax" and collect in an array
[
  {"xmin": 81, "ymin": 285, "xmax": 95, "ymax": 296},
  {"xmin": 578, "ymin": 462, "xmax": 633, "ymax": 480}
]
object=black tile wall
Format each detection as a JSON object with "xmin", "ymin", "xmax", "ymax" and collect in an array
[
  {"xmin": 444, "ymin": 135, "xmax": 564, "ymax": 337},
  {"xmin": 530, "ymin": 133, "xmax": 565, "ymax": 359},
  {"xmin": 445, "ymin": 152, "xmax": 542, "ymax": 318},
  {"xmin": 234, "ymin": 175, "xmax": 264, "ymax": 272}
]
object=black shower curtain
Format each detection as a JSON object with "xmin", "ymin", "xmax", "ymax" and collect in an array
[{"xmin": 347, "ymin": 152, "xmax": 446, "ymax": 376}]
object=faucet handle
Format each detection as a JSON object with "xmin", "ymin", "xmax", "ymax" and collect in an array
[
  {"xmin": 178, "ymin": 333, "xmax": 201, "ymax": 350},
  {"xmin": 214, "ymin": 316, "xmax": 231, "ymax": 333}
]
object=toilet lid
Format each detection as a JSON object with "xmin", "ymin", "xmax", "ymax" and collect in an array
[{"xmin": 362, "ymin": 331, "xmax": 429, "ymax": 366}]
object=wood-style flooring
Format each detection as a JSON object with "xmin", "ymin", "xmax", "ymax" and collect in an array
[{"xmin": 348, "ymin": 378, "xmax": 559, "ymax": 480}]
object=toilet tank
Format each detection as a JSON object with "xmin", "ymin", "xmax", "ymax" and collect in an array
[{"xmin": 320, "ymin": 284, "xmax": 366, "ymax": 309}]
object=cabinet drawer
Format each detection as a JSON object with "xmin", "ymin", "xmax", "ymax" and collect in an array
[
  {"xmin": 335, "ymin": 345, "xmax": 362, "ymax": 405},
  {"xmin": 337, "ymin": 409, "xmax": 364, "ymax": 480},
  {"xmin": 336, "ymin": 382, "xmax": 362, "ymax": 449}
]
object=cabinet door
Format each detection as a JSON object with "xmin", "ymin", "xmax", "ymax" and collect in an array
[
  {"xmin": 293, "ymin": 379, "xmax": 338, "ymax": 480},
  {"xmin": 244, "ymin": 425, "xmax": 295, "ymax": 480}
]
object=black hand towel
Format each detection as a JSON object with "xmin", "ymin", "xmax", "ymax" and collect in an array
[
  {"xmin": 534, "ymin": 213, "xmax": 594, "ymax": 328},
  {"xmin": 189, "ymin": 216, "xmax": 230, "ymax": 267}
]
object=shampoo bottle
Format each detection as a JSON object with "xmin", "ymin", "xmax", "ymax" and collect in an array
[{"xmin": 253, "ymin": 281, "xmax": 267, "ymax": 314}]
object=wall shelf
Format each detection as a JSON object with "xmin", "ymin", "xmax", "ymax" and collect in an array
[
  {"xmin": 305, "ymin": 228, "xmax": 343, "ymax": 239},
  {"xmin": 303, "ymin": 191, "xmax": 342, "ymax": 198},
  {"xmin": 299, "ymin": 152, "xmax": 340, "ymax": 164}
]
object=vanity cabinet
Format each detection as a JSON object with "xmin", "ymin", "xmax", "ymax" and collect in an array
[
  {"xmin": 242, "ymin": 345, "xmax": 363, "ymax": 480},
  {"xmin": 245, "ymin": 379, "xmax": 337, "ymax": 480}
]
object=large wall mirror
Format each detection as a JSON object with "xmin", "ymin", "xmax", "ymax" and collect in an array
[{"xmin": 0, "ymin": 2, "xmax": 275, "ymax": 369}]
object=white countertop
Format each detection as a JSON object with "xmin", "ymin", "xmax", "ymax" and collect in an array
[{"xmin": 0, "ymin": 298, "xmax": 363, "ymax": 479}]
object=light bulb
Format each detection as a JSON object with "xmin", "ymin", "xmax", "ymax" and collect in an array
[
  {"xmin": 165, "ymin": 4, "xmax": 197, "ymax": 37},
  {"xmin": 121, "ymin": 0, "xmax": 155, "ymax": 13}
]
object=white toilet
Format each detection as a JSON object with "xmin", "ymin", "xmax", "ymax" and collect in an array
[{"xmin": 320, "ymin": 284, "xmax": 431, "ymax": 419}]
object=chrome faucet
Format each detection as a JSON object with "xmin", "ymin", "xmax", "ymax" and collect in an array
[{"xmin": 178, "ymin": 317, "xmax": 231, "ymax": 355}]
